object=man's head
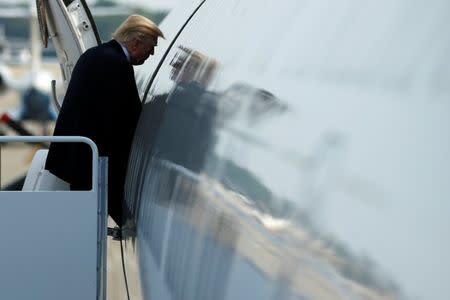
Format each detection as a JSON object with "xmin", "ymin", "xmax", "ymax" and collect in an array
[{"xmin": 112, "ymin": 15, "xmax": 164, "ymax": 65}]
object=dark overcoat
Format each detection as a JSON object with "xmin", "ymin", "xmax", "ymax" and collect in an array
[{"xmin": 45, "ymin": 40, "xmax": 142, "ymax": 225}]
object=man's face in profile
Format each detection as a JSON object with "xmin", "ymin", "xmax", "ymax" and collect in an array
[{"xmin": 130, "ymin": 36, "xmax": 158, "ymax": 65}]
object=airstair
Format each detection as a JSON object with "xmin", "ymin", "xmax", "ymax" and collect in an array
[{"xmin": 0, "ymin": 136, "xmax": 108, "ymax": 300}]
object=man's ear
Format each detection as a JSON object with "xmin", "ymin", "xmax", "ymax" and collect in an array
[{"xmin": 130, "ymin": 38, "xmax": 140, "ymax": 51}]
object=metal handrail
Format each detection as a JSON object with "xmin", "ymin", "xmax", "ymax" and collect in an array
[{"xmin": 0, "ymin": 136, "xmax": 99, "ymax": 193}]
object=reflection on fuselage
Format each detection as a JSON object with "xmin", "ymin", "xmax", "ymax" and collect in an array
[
  {"xmin": 119, "ymin": 0, "xmax": 450, "ymax": 300},
  {"xmin": 123, "ymin": 75, "xmax": 399, "ymax": 299}
]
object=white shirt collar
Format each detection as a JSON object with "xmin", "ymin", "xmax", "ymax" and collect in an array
[{"xmin": 119, "ymin": 42, "xmax": 131, "ymax": 62}]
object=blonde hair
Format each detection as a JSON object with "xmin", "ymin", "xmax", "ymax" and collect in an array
[{"xmin": 112, "ymin": 14, "xmax": 164, "ymax": 44}]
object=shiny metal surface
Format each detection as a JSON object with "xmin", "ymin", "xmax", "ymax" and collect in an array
[{"xmin": 124, "ymin": 0, "xmax": 450, "ymax": 299}]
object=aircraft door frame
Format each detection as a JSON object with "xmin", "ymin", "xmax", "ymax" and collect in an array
[
  {"xmin": 36, "ymin": 0, "xmax": 101, "ymax": 110},
  {"xmin": 141, "ymin": 0, "xmax": 207, "ymax": 103}
]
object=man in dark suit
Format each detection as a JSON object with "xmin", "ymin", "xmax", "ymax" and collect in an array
[{"xmin": 45, "ymin": 15, "xmax": 164, "ymax": 226}]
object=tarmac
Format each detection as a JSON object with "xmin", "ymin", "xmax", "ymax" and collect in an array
[{"xmin": 0, "ymin": 62, "xmax": 59, "ymax": 189}]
